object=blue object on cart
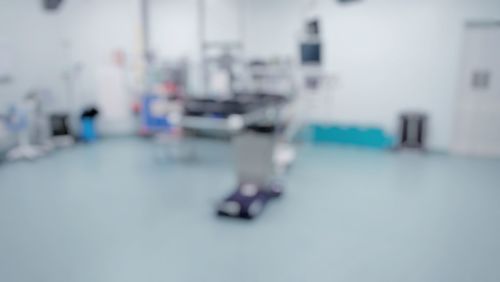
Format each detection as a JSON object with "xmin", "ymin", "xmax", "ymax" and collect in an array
[{"xmin": 141, "ymin": 95, "xmax": 173, "ymax": 133}]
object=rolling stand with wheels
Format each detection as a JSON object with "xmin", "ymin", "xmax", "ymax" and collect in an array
[
  {"xmin": 180, "ymin": 93, "xmax": 291, "ymax": 220},
  {"xmin": 217, "ymin": 125, "xmax": 284, "ymax": 220}
]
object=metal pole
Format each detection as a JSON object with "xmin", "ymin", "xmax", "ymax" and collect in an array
[
  {"xmin": 141, "ymin": 0, "xmax": 151, "ymax": 61},
  {"xmin": 140, "ymin": 0, "xmax": 152, "ymax": 92},
  {"xmin": 198, "ymin": 0, "xmax": 206, "ymax": 94}
]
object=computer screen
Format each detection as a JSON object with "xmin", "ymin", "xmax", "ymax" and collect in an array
[{"xmin": 300, "ymin": 43, "xmax": 322, "ymax": 64}]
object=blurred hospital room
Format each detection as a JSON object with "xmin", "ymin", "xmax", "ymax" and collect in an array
[{"xmin": 1, "ymin": 0, "xmax": 500, "ymax": 281}]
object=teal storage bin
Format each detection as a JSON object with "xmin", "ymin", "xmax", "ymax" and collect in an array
[{"xmin": 311, "ymin": 124, "xmax": 394, "ymax": 149}]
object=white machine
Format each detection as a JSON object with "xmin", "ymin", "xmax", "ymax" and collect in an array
[{"xmin": 2, "ymin": 91, "xmax": 53, "ymax": 161}]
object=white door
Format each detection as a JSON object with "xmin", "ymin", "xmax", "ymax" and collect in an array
[{"xmin": 452, "ymin": 22, "xmax": 500, "ymax": 158}]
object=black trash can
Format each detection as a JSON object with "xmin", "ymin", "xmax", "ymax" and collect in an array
[{"xmin": 398, "ymin": 112, "xmax": 428, "ymax": 150}]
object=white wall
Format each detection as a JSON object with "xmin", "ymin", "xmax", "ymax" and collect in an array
[
  {"xmin": 148, "ymin": 0, "xmax": 301, "ymax": 93},
  {"xmin": 0, "ymin": 0, "xmax": 143, "ymax": 112},
  {"xmin": 0, "ymin": 0, "xmax": 254, "ymax": 109},
  {"xmin": 234, "ymin": 0, "xmax": 500, "ymax": 151},
  {"xmin": 311, "ymin": 0, "xmax": 500, "ymax": 150},
  {"xmin": 204, "ymin": 0, "xmax": 243, "ymax": 43},
  {"xmin": 57, "ymin": 0, "xmax": 143, "ymax": 109},
  {"xmin": 242, "ymin": 0, "xmax": 304, "ymax": 58},
  {"xmin": 3, "ymin": 0, "xmax": 499, "ymax": 150},
  {"xmin": 149, "ymin": 0, "xmax": 202, "ymax": 93},
  {"xmin": 0, "ymin": 0, "xmax": 66, "ymax": 109},
  {"xmin": 150, "ymin": 0, "xmax": 199, "ymax": 59}
]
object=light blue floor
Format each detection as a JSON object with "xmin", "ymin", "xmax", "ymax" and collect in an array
[{"xmin": 1, "ymin": 138, "xmax": 500, "ymax": 282}]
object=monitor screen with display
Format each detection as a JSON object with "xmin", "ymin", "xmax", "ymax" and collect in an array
[{"xmin": 300, "ymin": 43, "xmax": 322, "ymax": 64}]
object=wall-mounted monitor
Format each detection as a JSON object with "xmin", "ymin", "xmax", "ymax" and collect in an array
[
  {"xmin": 43, "ymin": 0, "xmax": 64, "ymax": 11},
  {"xmin": 300, "ymin": 43, "xmax": 322, "ymax": 65},
  {"xmin": 338, "ymin": 0, "xmax": 362, "ymax": 4}
]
